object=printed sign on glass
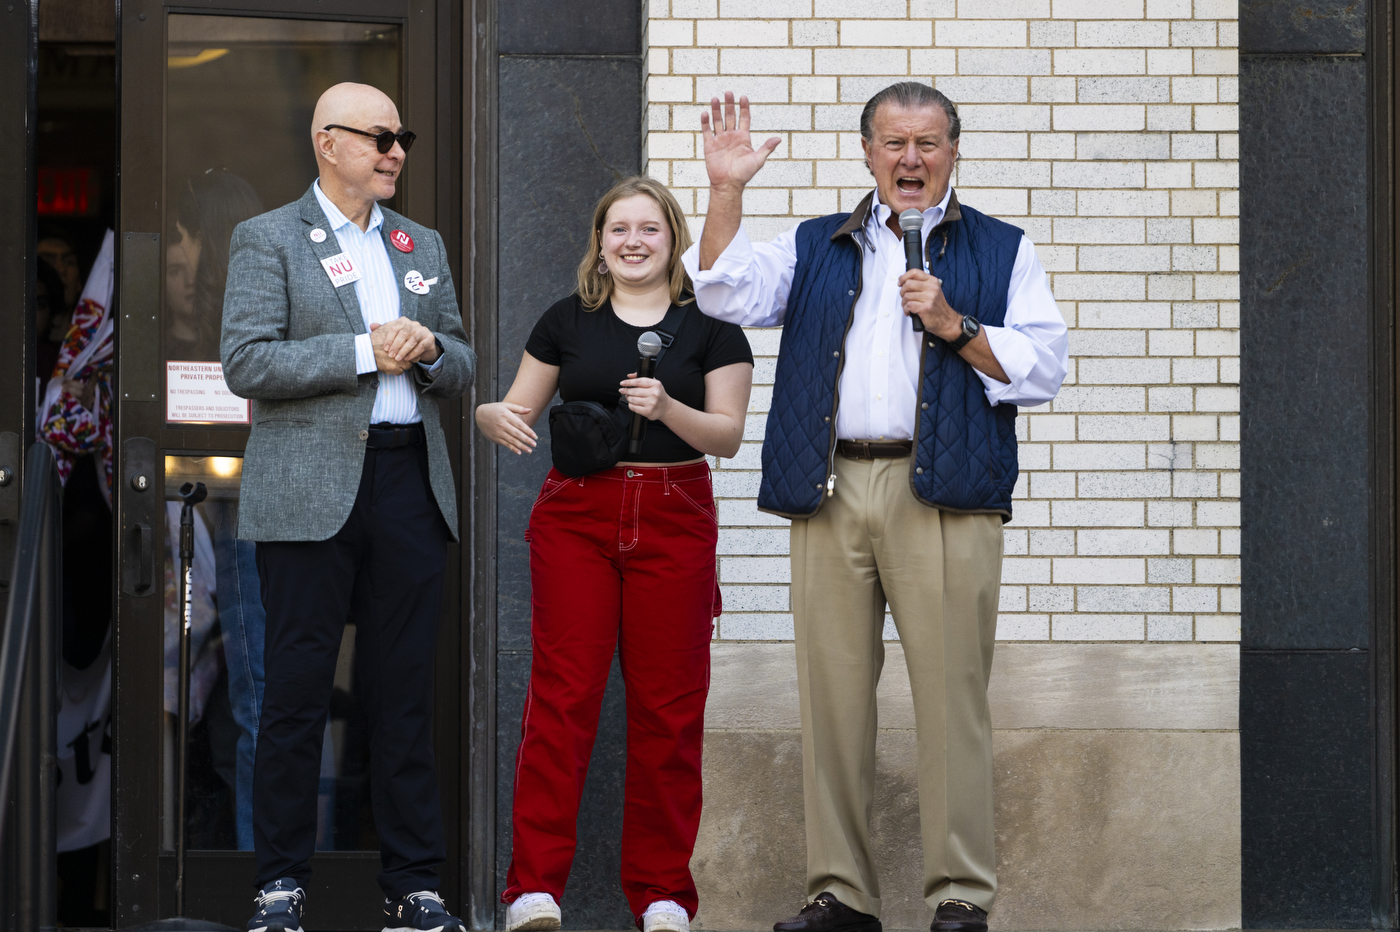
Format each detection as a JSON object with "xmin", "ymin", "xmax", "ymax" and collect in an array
[{"xmin": 166, "ymin": 361, "xmax": 250, "ymax": 424}]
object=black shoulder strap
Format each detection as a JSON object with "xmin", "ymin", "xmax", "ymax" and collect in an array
[{"xmin": 650, "ymin": 302, "xmax": 691, "ymax": 367}]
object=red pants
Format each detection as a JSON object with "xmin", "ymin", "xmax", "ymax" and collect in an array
[{"xmin": 503, "ymin": 463, "xmax": 720, "ymax": 920}]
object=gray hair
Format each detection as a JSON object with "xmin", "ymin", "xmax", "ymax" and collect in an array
[{"xmin": 859, "ymin": 82, "xmax": 960, "ymax": 143}]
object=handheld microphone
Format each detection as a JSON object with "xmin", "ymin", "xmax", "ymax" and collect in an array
[
  {"xmin": 628, "ymin": 331, "xmax": 665, "ymax": 455},
  {"xmin": 899, "ymin": 208, "xmax": 926, "ymax": 333}
]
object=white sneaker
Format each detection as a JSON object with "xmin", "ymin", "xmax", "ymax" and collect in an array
[
  {"xmin": 642, "ymin": 900, "xmax": 690, "ymax": 932},
  {"xmin": 506, "ymin": 893, "xmax": 561, "ymax": 932}
]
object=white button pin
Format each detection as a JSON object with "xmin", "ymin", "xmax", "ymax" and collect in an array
[
  {"xmin": 321, "ymin": 252, "xmax": 362, "ymax": 288},
  {"xmin": 403, "ymin": 270, "xmax": 434, "ymax": 295},
  {"xmin": 309, "ymin": 228, "xmax": 327, "ymax": 243}
]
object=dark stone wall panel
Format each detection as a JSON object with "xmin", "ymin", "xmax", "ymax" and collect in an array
[
  {"xmin": 1241, "ymin": 651, "xmax": 1372, "ymax": 927},
  {"xmin": 1240, "ymin": 56, "xmax": 1369, "ymax": 650},
  {"xmin": 494, "ymin": 52, "xmax": 641, "ymax": 926},
  {"xmin": 498, "ymin": 0, "xmax": 640, "ymax": 56},
  {"xmin": 556, "ymin": 656, "xmax": 631, "ymax": 930},
  {"xmin": 495, "ymin": 56, "xmax": 641, "ymax": 653},
  {"xmin": 1239, "ymin": 0, "xmax": 1366, "ymax": 53},
  {"xmin": 495, "ymin": 649, "xmax": 530, "ymax": 912},
  {"xmin": 494, "ymin": 651, "xmax": 632, "ymax": 930}
]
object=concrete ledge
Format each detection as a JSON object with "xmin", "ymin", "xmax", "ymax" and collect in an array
[
  {"xmin": 705, "ymin": 642, "xmax": 1239, "ymax": 732},
  {"xmin": 696, "ymin": 642, "xmax": 1241, "ymax": 930},
  {"xmin": 692, "ymin": 730, "xmax": 1240, "ymax": 931},
  {"xmin": 991, "ymin": 729, "xmax": 1240, "ymax": 931}
]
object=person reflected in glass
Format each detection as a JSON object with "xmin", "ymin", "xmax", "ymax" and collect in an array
[
  {"xmin": 476, "ymin": 177, "xmax": 754, "ymax": 932},
  {"xmin": 38, "ymin": 232, "xmax": 81, "ymax": 340},
  {"xmin": 163, "ymin": 169, "xmax": 272, "ymax": 851},
  {"xmin": 168, "ymin": 169, "xmax": 263, "ymax": 362},
  {"xmin": 166, "ymin": 218, "xmax": 199, "ymax": 346},
  {"xmin": 35, "ymin": 258, "xmax": 65, "ymax": 388}
]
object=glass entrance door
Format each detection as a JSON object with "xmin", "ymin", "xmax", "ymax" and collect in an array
[{"xmin": 112, "ymin": 2, "xmax": 460, "ymax": 926}]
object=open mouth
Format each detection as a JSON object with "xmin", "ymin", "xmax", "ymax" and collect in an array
[
  {"xmin": 896, "ymin": 177, "xmax": 925, "ymax": 194},
  {"xmin": 375, "ymin": 168, "xmax": 397, "ymax": 179},
  {"xmin": 620, "ymin": 254, "xmax": 648, "ymax": 264}
]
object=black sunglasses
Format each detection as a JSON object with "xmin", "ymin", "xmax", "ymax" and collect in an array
[{"xmin": 323, "ymin": 124, "xmax": 417, "ymax": 154}]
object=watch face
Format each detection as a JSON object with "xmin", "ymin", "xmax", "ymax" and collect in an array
[{"xmin": 964, "ymin": 317, "xmax": 980, "ymax": 336}]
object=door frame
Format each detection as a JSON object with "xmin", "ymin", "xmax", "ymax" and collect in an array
[
  {"xmin": 461, "ymin": 0, "xmax": 496, "ymax": 924},
  {"xmin": 111, "ymin": 1, "xmax": 463, "ymax": 925},
  {"xmin": 0, "ymin": 3, "xmax": 37, "ymax": 920},
  {"xmin": 0, "ymin": 1, "xmax": 38, "ymax": 598}
]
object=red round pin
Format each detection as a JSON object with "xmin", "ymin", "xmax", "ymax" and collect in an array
[{"xmin": 390, "ymin": 229, "xmax": 414, "ymax": 253}]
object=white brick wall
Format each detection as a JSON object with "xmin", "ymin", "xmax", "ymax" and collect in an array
[{"xmin": 645, "ymin": 0, "xmax": 1239, "ymax": 644}]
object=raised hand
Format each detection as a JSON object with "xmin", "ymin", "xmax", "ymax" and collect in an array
[{"xmin": 700, "ymin": 92, "xmax": 782, "ymax": 191}]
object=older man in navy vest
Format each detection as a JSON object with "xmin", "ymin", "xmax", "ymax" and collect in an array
[{"xmin": 683, "ymin": 84, "xmax": 1068, "ymax": 932}]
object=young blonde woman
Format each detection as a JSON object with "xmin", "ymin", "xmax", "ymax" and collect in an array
[{"xmin": 477, "ymin": 177, "xmax": 753, "ymax": 932}]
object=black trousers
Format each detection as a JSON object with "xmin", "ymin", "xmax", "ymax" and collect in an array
[{"xmin": 252, "ymin": 440, "xmax": 449, "ymax": 897}]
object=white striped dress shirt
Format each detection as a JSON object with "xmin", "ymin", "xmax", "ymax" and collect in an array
[{"xmin": 314, "ymin": 180, "xmax": 439, "ymax": 424}]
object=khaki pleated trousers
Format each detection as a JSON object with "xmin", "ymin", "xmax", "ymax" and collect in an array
[{"xmin": 789, "ymin": 454, "xmax": 1004, "ymax": 917}]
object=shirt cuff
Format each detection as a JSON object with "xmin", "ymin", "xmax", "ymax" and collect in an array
[
  {"xmin": 975, "ymin": 324, "xmax": 1039, "ymax": 406},
  {"xmin": 681, "ymin": 226, "xmax": 755, "ymax": 285},
  {"xmin": 417, "ymin": 343, "xmax": 445, "ymax": 379},
  {"xmin": 354, "ymin": 333, "xmax": 376, "ymax": 375}
]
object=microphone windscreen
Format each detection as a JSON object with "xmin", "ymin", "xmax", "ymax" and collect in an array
[
  {"xmin": 637, "ymin": 331, "xmax": 665, "ymax": 358},
  {"xmin": 899, "ymin": 208, "xmax": 923, "ymax": 233}
]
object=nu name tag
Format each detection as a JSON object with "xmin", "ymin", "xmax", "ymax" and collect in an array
[{"xmin": 321, "ymin": 252, "xmax": 363, "ymax": 288}]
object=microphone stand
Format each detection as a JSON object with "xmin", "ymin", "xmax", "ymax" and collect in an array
[
  {"xmin": 126, "ymin": 480, "xmax": 237, "ymax": 932},
  {"xmin": 175, "ymin": 480, "xmax": 205, "ymax": 918}
]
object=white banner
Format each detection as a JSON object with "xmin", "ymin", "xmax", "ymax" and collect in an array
[{"xmin": 57, "ymin": 634, "xmax": 111, "ymax": 852}]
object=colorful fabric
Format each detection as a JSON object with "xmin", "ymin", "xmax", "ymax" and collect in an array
[{"xmin": 39, "ymin": 229, "xmax": 115, "ymax": 504}]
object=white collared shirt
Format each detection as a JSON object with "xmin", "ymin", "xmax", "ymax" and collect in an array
[
  {"xmin": 313, "ymin": 179, "xmax": 433, "ymax": 425},
  {"xmin": 681, "ymin": 187, "xmax": 1069, "ymax": 440}
]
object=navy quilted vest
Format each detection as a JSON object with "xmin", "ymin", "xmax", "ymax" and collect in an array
[{"xmin": 757, "ymin": 192, "xmax": 1023, "ymax": 520}]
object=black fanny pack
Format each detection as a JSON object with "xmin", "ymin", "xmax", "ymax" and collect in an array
[{"xmin": 548, "ymin": 303, "xmax": 688, "ymax": 477}]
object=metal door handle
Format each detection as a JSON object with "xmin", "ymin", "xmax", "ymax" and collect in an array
[
  {"xmin": 121, "ymin": 437, "xmax": 157, "ymax": 597},
  {"xmin": 127, "ymin": 522, "xmax": 153, "ymax": 594}
]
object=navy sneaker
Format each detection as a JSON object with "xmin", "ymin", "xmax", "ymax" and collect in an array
[
  {"xmin": 383, "ymin": 891, "xmax": 466, "ymax": 932},
  {"xmin": 248, "ymin": 878, "xmax": 305, "ymax": 932}
]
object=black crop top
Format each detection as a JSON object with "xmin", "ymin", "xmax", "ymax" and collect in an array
[{"xmin": 525, "ymin": 294, "xmax": 754, "ymax": 464}]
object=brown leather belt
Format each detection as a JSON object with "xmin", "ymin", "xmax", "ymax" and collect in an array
[{"xmin": 837, "ymin": 440, "xmax": 913, "ymax": 460}]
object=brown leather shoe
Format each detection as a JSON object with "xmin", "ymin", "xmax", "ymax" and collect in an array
[
  {"xmin": 931, "ymin": 900, "xmax": 987, "ymax": 932},
  {"xmin": 773, "ymin": 893, "xmax": 881, "ymax": 932}
]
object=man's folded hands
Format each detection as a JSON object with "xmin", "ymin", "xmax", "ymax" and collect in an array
[{"xmin": 370, "ymin": 316, "xmax": 439, "ymax": 374}]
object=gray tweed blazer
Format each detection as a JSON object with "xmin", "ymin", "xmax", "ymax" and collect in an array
[{"xmin": 220, "ymin": 184, "xmax": 475, "ymax": 542}]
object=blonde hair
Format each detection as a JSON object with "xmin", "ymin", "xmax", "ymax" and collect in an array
[{"xmin": 576, "ymin": 176, "xmax": 694, "ymax": 310}]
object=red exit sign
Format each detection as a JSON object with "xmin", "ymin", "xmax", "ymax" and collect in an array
[{"xmin": 37, "ymin": 167, "xmax": 99, "ymax": 216}]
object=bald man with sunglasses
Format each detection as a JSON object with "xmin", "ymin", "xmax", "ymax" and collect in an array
[{"xmin": 221, "ymin": 82, "xmax": 474, "ymax": 932}]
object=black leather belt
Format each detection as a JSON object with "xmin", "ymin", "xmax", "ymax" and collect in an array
[
  {"xmin": 367, "ymin": 422, "xmax": 425, "ymax": 449},
  {"xmin": 838, "ymin": 439, "xmax": 913, "ymax": 460}
]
